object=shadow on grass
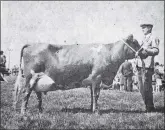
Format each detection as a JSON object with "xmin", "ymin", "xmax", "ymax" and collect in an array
[
  {"xmin": 18, "ymin": 119, "xmax": 51, "ymax": 130},
  {"xmin": 0, "ymin": 101, "xmax": 12, "ymax": 108},
  {"xmin": 61, "ymin": 107, "xmax": 92, "ymax": 114},
  {"xmin": 61, "ymin": 107, "xmax": 144, "ymax": 114},
  {"xmin": 0, "ymin": 125, "xmax": 7, "ymax": 130},
  {"xmin": 61, "ymin": 106, "xmax": 164, "ymax": 114}
]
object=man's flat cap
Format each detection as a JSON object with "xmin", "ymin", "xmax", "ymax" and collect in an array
[{"xmin": 140, "ymin": 23, "xmax": 153, "ymax": 28}]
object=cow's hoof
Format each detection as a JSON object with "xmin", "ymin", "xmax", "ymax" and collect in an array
[
  {"xmin": 21, "ymin": 108, "xmax": 26, "ymax": 115},
  {"xmin": 91, "ymin": 107, "xmax": 99, "ymax": 113},
  {"xmin": 91, "ymin": 109, "xmax": 100, "ymax": 114},
  {"xmin": 94, "ymin": 109, "xmax": 100, "ymax": 114},
  {"xmin": 20, "ymin": 115, "xmax": 30, "ymax": 121},
  {"xmin": 39, "ymin": 108, "xmax": 43, "ymax": 113},
  {"xmin": 13, "ymin": 102, "xmax": 17, "ymax": 110}
]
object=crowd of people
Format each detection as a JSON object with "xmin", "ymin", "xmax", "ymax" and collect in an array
[
  {"xmin": 0, "ymin": 51, "xmax": 7, "ymax": 81},
  {"xmin": 0, "ymin": 51, "xmax": 20, "ymax": 81},
  {"xmin": 113, "ymin": 60, "xmax": 164, "ymax": 92},
  {"xmin": 11, "ymin": 65, "xmax": 19, "ymax": 76},
  {"xmin": 152, "ymin": 62, "xmax": 164, "ymax": 92},
  {"xmin": 0, "ymin": 51, "xmax": 6, "ymax": 68}
]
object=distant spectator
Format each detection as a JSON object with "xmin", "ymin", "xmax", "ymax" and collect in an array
[
  {"xmin": 118, "ymin": 60, "xmax": 133, "ymax": 92},
  {"xmin": 112, "ymin": 76, "xmax": 120, "ymax": 90},
  {"xmin": 132, "ymin": 74, "xmax": 138, "ymax": 90},
  {"xmin": 12, "ymin": 65, "xmax": 19, "ymax": 76},
  {"xmin": 154, "ymin": 62, "xmax": 163, "ymax": 79},
  {"xmin": 119, "ymin": 73, "xmax": 124, "ymax": 90},
  {"xmin": 154, "ymin": 62, "xmax": 163, "ymax": 92},
  {"xmin": 0, "ymin": 51, "xmax": 6, "ymax": 68}
]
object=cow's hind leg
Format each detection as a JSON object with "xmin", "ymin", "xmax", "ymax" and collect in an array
[
  {"xmin": 35, "ymin": 92, "xmax": 43, "ymax": 113},
  {"xmin": 21, "ymin": 74, "xmax": 32, "ymax": 115},
  {"xmin": 21, "ymin": 88, "xmax": 32, "ymax": 115}
]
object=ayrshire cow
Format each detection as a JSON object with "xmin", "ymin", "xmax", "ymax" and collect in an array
[{"xmin": 14, "ymin": 34, "xmax": 141, "ymax": 114}]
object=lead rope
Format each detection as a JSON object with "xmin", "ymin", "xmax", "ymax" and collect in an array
[
  {"xmin": 121, "ymin": 39, "xmax": 145, "ymax": 72},
  {"xmin": 121, "ymin": 39, "xmax": 143, "ymax": 53}
]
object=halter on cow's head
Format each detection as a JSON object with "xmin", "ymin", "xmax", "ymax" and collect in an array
[{"xmin": 122, "ymin": 34, "xmax": 141, "ymax": 59}]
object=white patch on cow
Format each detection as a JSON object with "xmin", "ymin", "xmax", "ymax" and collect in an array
[
  {"xmin": 91, "ymin": 44, "xmax": 103, "ymax": 53},
  {"xmin": 35, "ymin": 74, "xmax": 55, "ymax": 92},
  {"xmin": 37, "ymin": 74, "xmax": 54, "ymax": 86},
  {"xmin": 29, "ymin": 71, "xmax": 55, "ymax": 91}
]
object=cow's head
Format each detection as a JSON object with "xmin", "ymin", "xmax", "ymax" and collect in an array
[{"xmin": 123, "ymin": 34, "xmax": 141, "ymax": 59}]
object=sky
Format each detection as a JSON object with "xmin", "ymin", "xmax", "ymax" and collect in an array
[{"xmin": 1, "ymin": 1, "xmax": 164, "ymax": 68}]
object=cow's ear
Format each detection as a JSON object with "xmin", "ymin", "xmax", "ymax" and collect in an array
[
  {"xmin": 127, "ymin": 34, "xmax": 133, "ymax": 41},
  {"xmin": 125, "ymin": 34, "xmax": 134, "ymax": 43}
]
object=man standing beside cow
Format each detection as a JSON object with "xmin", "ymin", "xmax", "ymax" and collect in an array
[
  {"xmin": 107, "ymin": 21, "xmax": 160, "ymax": 113},
  {"xmin": 136, "ymin": 22, "xmax": 160, "ymax": 112}
]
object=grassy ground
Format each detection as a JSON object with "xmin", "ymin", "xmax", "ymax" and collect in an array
[{"xmin": 1, "ymin": 76, "xmax": 164, "ymax": 129}]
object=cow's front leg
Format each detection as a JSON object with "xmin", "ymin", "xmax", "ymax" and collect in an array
[
  {"xmin": 95, "ymin": 86, "xmax": 100, "ymax": 109},
  {"xmin": 91, "ymin": 82, "xmax": 97, "ymax": 112},
  {"xmin": 35, "ymin": 92, "xmax": 43, "ymax": 113},
  {"xmin": 91, "ymin": 83, "xmax": 101, "ymax": 113},
  {"xmin": 90, "ymin": 86, "xmax": 93, "ymax": 111},
  {"xmin": 95, "ymin": 75, "xmax": 101, "ymax": 110},
  {"xmin": 85, "ymin": 74, "xmax": 101, "ymax": 112},
  {"xmin": 21, "ymin": 88, "xmax": 32, "ymax": 115}
]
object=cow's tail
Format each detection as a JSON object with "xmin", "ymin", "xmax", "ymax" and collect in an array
[
  {"xmin": 19, "ymin": 44, "xmax": 30, "ymax": 76},
  {"xmin": 13, "ymin": 44, "xmax": 30, "ymax": 109}
]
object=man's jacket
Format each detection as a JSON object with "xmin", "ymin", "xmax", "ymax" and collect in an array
[{"xmin": 137, "ymin": 33, "xmax": 159, "ymax": 68}]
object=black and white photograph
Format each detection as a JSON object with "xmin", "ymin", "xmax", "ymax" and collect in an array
[{"xmin": 1, "ymin": 1, "xmax": 164, "ymax": 129}]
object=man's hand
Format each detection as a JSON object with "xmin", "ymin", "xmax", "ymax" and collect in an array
[
  {"xmin": 138, "ymin": 48, "xmax": 148, "ymax": 59},
  {"xmin": 135, "ymin": 52, "xmax": 139, "ymax": 58},
  {"xmin": 142, "ymin": 46, "xmax": 148, "ymax": 51}
]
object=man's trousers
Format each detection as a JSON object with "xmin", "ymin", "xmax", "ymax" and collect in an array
[
  {"xmin": 137, "ymin": 67, "xmax": 155, "ymax": 111},
  {"xmin": 123, "ymin": 76, "xmax": 133, "ymax": 92}
]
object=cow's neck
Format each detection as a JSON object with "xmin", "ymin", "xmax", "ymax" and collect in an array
[
  {"xmin": 115, "ymin": 41, "xmax": 130, "ymax": 69},
  {"xmin": 114, "ymin": 41, "xmax": 127, "ymax": 62}
]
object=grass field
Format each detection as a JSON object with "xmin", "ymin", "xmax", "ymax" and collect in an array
[{"xmin": 1, "ymin": 76, "xmax": 164, "ymax": 129}]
